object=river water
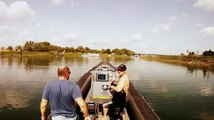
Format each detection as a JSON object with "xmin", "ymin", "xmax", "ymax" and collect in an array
[{"xmin": 0, "ymin": 56, "xmax": 214, "ymax": 120}]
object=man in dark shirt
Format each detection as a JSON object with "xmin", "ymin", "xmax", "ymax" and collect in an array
[{"xmin": 40, "ymin": 66, "xmax": 91, "ymax": 120}]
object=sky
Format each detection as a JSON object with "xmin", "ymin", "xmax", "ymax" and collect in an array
[{"xmin": 0, "ymin": 0, "xmax": 214, "ymax": 55}]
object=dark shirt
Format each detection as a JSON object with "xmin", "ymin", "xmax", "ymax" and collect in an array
[{"xmin": 42, "ymin": 80, "xmax": 82, "ymax": 118}]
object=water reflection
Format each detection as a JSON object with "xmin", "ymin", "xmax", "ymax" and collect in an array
[
  {"xmin": 139, "ymin": 80, "xmax": 169, "ymax": 94},
  {"xmin": 17, "ymin": 56, "xmax": 86, "ymax": 70},
  {"xmin": 200, "ymin": 82, "xmax": 214, "ymax": 96},
  {"xmin": 0, "ymin": 89, "xmax": 32, "ymax": 109},
  {"xmin": 113, "ymin": 57, "xmax": 132, "ymax": 61},
  {"xmin": 0, "ymin": 56, "xmax": 132, "ymax": 110},
  {"xmin": 0, "ymin": 57, "xmax": 214, "ymax": 120},
  {"xmin": 199, "ymin": 112, "xmax": 214, "ymax": 120},
  {"xmin": 7, "ymin": 57, "xmax": 14, "ymax": 67},
  {"xmin": 0, "ymin": 81, "xmax": 43, "ymax": 109},
  {"xmin": 186, "ymin": 65, "xmax": 214, "ymax": 79},
  {"xmin": 23, "ymin": 56, "xmax": 53, "ymax": 67}
]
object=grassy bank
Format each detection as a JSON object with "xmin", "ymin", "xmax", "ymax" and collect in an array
[
  {"xmin": 0, "ymin": 51, "xmax": 82, "ymax": 57},
  {"xmin": 100, "ymin": 54, "xmax": 133, "ymax": 61},
  {"xmin": 141, "ymin": 55, "xmax": 214, "ymax": 67},
  {"xmin": 0, "ymin": 51, "xmax": 133, "ymax": 59}
]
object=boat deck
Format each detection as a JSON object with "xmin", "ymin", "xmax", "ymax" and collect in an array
[
  {"xmin": 47, "ymin": 61, "xmax": 160, "ymax": 120},
  {"xmin": 77, "ymin": 61, "xmax": 160, "ymax": 120},
  {"xmin": 85, "ymin": 86, "xmax": 130, "ymax": 120}
]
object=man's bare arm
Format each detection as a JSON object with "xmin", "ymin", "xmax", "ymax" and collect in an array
[
  {"xmin": 40, "ymin": 99, "xmax": 48, "ymax": 120},
  {"xmin": 75, "ymin": 97, "xmax": 91, "ymax": 120}
]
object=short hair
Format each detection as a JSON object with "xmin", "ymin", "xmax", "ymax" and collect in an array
[{"xmin": 57, "ymin": 66, "xmax": 70, "ymax": 76}]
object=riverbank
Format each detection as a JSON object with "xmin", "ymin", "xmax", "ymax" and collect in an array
[
  {"xmin": 0, "ymin": 51, "xmax": 82, "ymax": 57},
  {"xmin": 141, "ymin": 55, "xmax": 214, "ymax": 68},
  {"xmin": 0, "ymin": 51, "xmax": 132, "ymax": 59}
]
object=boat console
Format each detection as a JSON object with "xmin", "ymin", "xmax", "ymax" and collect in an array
[
  {"xmin": 90, "ymin": 65, "xmax": 119, "ymax": 101},
  {"xmin": 86, "ymin": 64, "xmax": 122, "ymax": 119}
]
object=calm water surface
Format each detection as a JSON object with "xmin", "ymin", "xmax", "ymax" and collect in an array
[{"xmin": 0, "ymin": 56, "xmax": 214, "ymax": 120}]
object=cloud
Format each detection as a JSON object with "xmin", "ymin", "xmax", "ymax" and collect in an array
[
  {"xmin": 193, "ymin": 0, "xmax": 214, "ymax": 12},
  {"xmin": 0, "ymin": 1, "xmax": 35, "ymax": 21},
  {"xmin": 169, "ymin": 16, "xmax": 178, "ymax": 21},
  {"xmin": 168, "ymin": 13, "xmax": 187, "ymax": 22},
  {"xmin": 151, "ymin": 23, "xmax": 172, "ymax": 33},
  {"xmin": 129, "ymin": 33, "xmax": 142, "ymax": 41},
  {"xmin": 200, "ymin": 27, "xmax": 214, "ymax": 36},
  {"xmin": 0, "ymin": 25, "xmax": 9, "ymax": 32},
  {"xmin": 0, "ymin": 25, "xmax": 17, "ymax": 37},
  {"xmin": 47, "ymin": 33, "xmax": 79, "ymax": 46},
  {"xmin": 34, "ymin": 22, "xmax": 42, "ymax": 29},
  {"xmin": 70, "ymin": 1, "xmax": 80, "ymax": 7},
  {"xmin": 19, "ymin": 30, "xmax": 31, "ymax": 36},
  {"xmin": 50, "ymin": 0, "xmax": 63, "ymax": 6},
  {"xmin": 180, "ymin": 13, "xmax": 188, "ymax": 17},
  {"xmin": 195, "ymin": 23, "xmax": 203, "ymax": 27},
  {"xmin": 63, "ymin": 33, "xmax": 76, "ymax": 41}
]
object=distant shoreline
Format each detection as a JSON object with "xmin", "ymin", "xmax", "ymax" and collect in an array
[
  {"xmin": 0, "ymin": 51, "xmax": 80, "ymax": 57},
  {"xmin": 0, "ymin": 51, "xmax": 132, "ymax": 59},
  {"xmin": 141, "ymin": 55, "xmax": 214, "ymax": 67}
]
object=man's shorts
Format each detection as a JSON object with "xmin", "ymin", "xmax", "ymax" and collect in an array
[{"xmin": 52, "ymin": 115, "xmax": 77, "ymax": 120}]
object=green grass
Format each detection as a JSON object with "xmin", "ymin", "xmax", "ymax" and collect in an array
[
  {"xmin": 0, "ymin": 51, "xmax": 133, "ymax": 59},
  {"xmin": 141, "ymin": 55, "xmax": 214, "ymax": 67},
  {"xmin": 0, "ymin": 51, "xmax": 82, "ymax": 57}
]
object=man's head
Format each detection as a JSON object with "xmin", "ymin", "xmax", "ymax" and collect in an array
[
  {"xmin": 57, "ymin": 66, "xmax": 71, "ymax": 80},
  {"xmin": 117, "ymin": 64, "xmax": 126, "ymax": 76}
]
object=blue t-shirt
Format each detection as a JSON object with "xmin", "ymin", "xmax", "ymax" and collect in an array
[{"xmin": 42, "ymin": 80, "xmax": 82, "ymax": 117}]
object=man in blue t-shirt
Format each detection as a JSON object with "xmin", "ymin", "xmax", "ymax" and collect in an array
[{"xmin": 40, "ymin": 66, "xmax": 91, "ymax": 120}]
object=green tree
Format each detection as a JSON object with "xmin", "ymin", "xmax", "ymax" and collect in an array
[
  {"xmin": 7, "ymin": 46, "xmax": 13, "ymax": 50},
  {"xmin": 112, "ymin": 48, "xmax": 119, "ymax": 55},
  {"xmin": 101, "ymin": 49, "xmax": 111, "ymax": 54},
  {"xmin": 112, "ymin": 48, "xmax": 135, "ymax": 56},
  {"xmin": 202, "ymin": 49, "xmax": 214, "ymax": 56},
  {"xmin": 34, "ymin": 41, "xmax": 51, "ymax": 52},
  {"xmin": 106, "ymin": 49, "xmax": 111, "ymax": 54},
  {"xmin": 85, "ymin": 47, "xmax": 90, "ymax": 53},
  {"xmin": 126, "ymin": 50, "xmax": 135, "ymax": 56},
  {"xmin": 64, "ymin": 47, "xmax": 75, "ymax": 52},
  {"xmin": 76, "ymin": 46, "xmax": 84, "ymax": 53},
  {"xmin": 49, "ymin": 45, "xmax": 59, "ymax": 51},
  {"xmin": 23, "ymin": 41, "xmax": 35, "ymax": 51},
  {"xmin": 9, "ymin": 40, "xmax": 136, "ymax": 55},
  {"xmin": 15, "ymin": 45, "xmax": 22, "ymax": 51}
]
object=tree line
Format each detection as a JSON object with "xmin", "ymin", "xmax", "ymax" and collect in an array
[
  {"xmin": 202, "ymin": 49, "xmax": 214, "ymax": 56},
  {"xmin": 183, "ymin": 49, "xmax": 214, "ymax": 56},
  {"xmin": 1, "ymin": 41, "xmax": 135, "ymax": 56}
]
